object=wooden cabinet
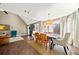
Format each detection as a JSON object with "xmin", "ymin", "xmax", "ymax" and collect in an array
[
  {"xmin": 0, "ymin": 37, "xmax": 9, "ymax": 45},
  {"xmin": 0, "ymin": 34, "xmax": 10, "ymax": 45}
]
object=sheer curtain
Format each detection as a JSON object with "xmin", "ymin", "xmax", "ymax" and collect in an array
[
  {"xmin": 60, "ymin": 16, "xmax": 67, "ymax": 38},
  {"xmin": 73, "ymin": 9, "xmax": 79, "ymax": 47},
  {"xmin": 69, "ymin": 10, "xmax": 79, "ymax": 47},
  {"xmin": 60, "ymin": 9, "xmax": 79, "ymax": 48},
  {"xmin": 60, "ymin": 13, "xmax": 75, "ymax": 44},
  {"xmin": 60, "ymin": 12, "xmax": 75, "ymax": 43}
]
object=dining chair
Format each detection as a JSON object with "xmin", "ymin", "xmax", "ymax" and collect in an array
[
  {"xmin": 34, "ymin": 32, "xmax": 40, "ymax": 42},
  {"xmin": 40, "ymin": 33, "xmax": 48, "ymax": 47},
  {"xmin": 53, "ymin": 33, "xmax": 70, "ymax": 55}
]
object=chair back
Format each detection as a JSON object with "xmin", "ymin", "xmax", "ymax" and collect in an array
[
  {"xmin": 34, "ymin": 32, "xmax": 40, "ymax": 40},
  {"xmin": 40, "ymin": 33, "xmax": 48, "ymax": 41},
  {"xmin": 34, "ymin": 32, "xmax": 39, "ymax": 36},
  {"xmin": 62, "ymin": 33, "xmax": 70, "ymax": 45}
]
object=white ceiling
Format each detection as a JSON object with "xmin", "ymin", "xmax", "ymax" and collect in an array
[{"xmin": 0, "ymin": 3, "xmax": 79, "ymax": 24}]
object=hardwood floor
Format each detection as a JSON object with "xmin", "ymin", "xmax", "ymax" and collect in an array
[
  {"xmin": 25, "ymin": 40, "xmax": 65, "ymax": 55},
  {"xmin": 0, "ymin": 40, "xmax": 40, "ymax": 55},
  {"xmin": 22, "ymin": 36, "xmax": 65, "ymax": 55},
  {"xmin": 23, "ymin": 36, "xmax": 79, "ymax": 55},
  {"xmin": 0, "ymin": 35, "xmax": 66, "ymax": 55}
]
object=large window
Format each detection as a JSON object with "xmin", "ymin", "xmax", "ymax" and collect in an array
[
  {"xmin": 34, "ymin": 23, "xmax": 40, "ymax": 32},
  {"xmin": 52, "ymin": 20, "xmax": 60, "ymax": 34},
  {"xmin": 42, "ymin": 19, "xmax": 60, "ymax": 34}
]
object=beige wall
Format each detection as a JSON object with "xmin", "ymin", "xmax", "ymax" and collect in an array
[{"xmin": 0, "ymin": 11, "xmax": 27, "ymax": 36}]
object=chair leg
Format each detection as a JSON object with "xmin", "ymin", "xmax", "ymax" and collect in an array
[
  {"xmin": 50, "ymin": 40, "xmax": 53, "ymax": 49},
  {"xmin": 63, "ymin": 46, "xmax": 67, "ymax": 55},
  {"xmin": 67, "ymin": 46, "xmax": 69, "ymax": 50},
  {"xmin": 53, "ymin": 44, "xmax": 55, "ymax": 48}
]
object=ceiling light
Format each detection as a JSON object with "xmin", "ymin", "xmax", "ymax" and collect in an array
[{"xmin": 46, "ymin": 13, "xmax": 53, "ymax": 25}]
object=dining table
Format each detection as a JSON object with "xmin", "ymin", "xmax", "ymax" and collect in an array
[{"xmin": 46, "ymin": 33, "xmax": 61, "ymax": 49}]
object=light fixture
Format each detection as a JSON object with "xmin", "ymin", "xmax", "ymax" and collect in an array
[
  {"xmin": 47, "ymin": 19, "xmax": 53, "ymax": 25},
  {"xmin": 46, "ymin": 13, "xmax": 53, "ymax": 25},
  {"xmin": 46, "ymin": 13, "xmax": 53, "ymax": 33}
]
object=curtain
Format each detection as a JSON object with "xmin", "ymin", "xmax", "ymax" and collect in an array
[
  {"xmin": 60, "ymin": 16, "xmax": 68, "ymax": 38},
  {"xmin": 67, "ymin": 13, "xmax": 75, "ymax": 45},
  {"xmin": 60, "ymin": 9, "xmax": 79, "ymax": 48},
  {"xmin": 68, "ymin": 10, "xmax": 79, "ymax": 47},
  {"xmin": 73, "ymin": 9, "xmax": 79, "ymax": 47}
]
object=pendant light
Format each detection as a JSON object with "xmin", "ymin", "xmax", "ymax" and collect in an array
[{"xmin": 47, "ymin": 13, "xmax": 53, "ymax": 26}]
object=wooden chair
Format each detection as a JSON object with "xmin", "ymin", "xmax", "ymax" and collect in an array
[
  {"xmin": 40, "ymin": 33, "xmax": 48, "ymax": 47},
  {"xmin": 34, "ymin": 32, "xmax": 41, "ymax": 43}
]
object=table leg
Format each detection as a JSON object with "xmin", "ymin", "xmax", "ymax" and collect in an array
[{"xmin": 50, "ymin": 40, "xmax": 53, "ymax": 49}]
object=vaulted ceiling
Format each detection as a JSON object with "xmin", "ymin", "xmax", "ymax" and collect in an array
[{"xmin": 0, "ymin": 3, "xmax": 79, "ymax": 25}]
